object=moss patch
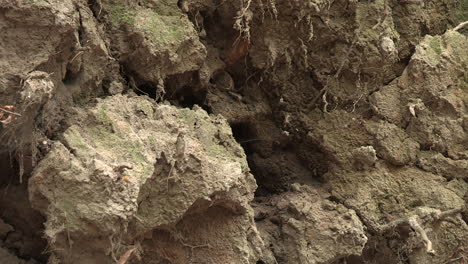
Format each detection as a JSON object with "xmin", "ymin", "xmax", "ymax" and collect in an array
[
  {"xmin": 90, "ymin": 125, "xmax": 149, "ymax": 166},
  {"xmin": 110, "ymin": 4, "xmax": 136, "ymax": 26},
  {"xmin": 417, "ymin": 36, "xmax": 444, "ymax": 66},
  {"xmin": 94, "ymin": 104, "xmax": 114, "ymax": 128},
  {"xmin": 429, "ymin": 37, "xmax": 443, "ymax": 55},
  {"xmin": 443, "ymin": 31, "xmax": 468, "ymax": 62},
  {"xmin": 64, "ymin": 127, "xmax": 90, "ymax": 153},
  {"xmin": 64, "ymin": 121, "xmax": 152, "ymax": 180},
  {"xmin": 136, "ymin": 8, "xmax": 191, "ymax": 45}
]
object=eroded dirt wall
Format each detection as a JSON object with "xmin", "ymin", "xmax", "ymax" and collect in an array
[{"xmin": 0, "ymin": 0, "xmax": 467, "ymax": 263}]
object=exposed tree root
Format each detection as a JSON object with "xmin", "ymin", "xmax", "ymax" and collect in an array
[
  {"xmin": 377, "ymin": 207, "xmax": 464, "ymax": 255},
  {"xmin": 453, "ymin": 21, "xmax": 468, "ymax": 31}
]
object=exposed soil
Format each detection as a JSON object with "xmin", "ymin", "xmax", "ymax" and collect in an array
[{"xmin": 0, "ymin": 0, "xmax": 467, "ymax": 263}]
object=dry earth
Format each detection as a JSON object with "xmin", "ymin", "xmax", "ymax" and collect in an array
[{"xmin": 0, "ymin": 0, "xmax": 467, "ymax": 263}]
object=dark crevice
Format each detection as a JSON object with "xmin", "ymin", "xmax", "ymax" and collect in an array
[
  {"xmin": 326, "ymin": 195, "xmax": 341, "ymax": 204},
  {"xmin": 399, "ymin": 46, "xmax": 415, "ymax": 69},
  {"xmin": 121, "ymin": 69, "xmax": 211, "ymax": 110},
  {"xmin": 87, "ymin": 0, "xmax": 104, "ymax": 22},
  {"xmin": 165, "ymin": 72, "xmax": 210, "ymax": 110},
  {"xmin": 309, "ymin": 70, "xmax": 326, "ymax": 94},
  {"xmin": 419, "ymin": 144, "xmax": 431, "ymax": 151},
  {"xmin": 382, "ymin": 75, "xmax": 398, "ymax": 86},
  {"xmin": 230, "ymin": 121, "xmax": 273, "ymax": 196},
  {"xmin": 0, "ymin": 154, "xmax": 48, "ymax": 263},
  {"xmin": 230, "ymin": 120, "xmax": 294, "ymax": 196},
  {"xmin": 63, "ymin": 69, "xmax": 81, "ymax": 84},
  {"xmin": 120, "ymin": 70, "xmax": 159, "ymax": 100},
  {"xmin": 172, "ymin": 86, "xmax": 209, "ymax": 110},
  {"xmin": 0, "ymin": 153, "xmax": 17, "ymax": 186},
  {"xmin": 230, "ymin": 121, "xmax": 258, "ymax": 155},
  {"xmin": 135, "ymin": 81, "xmax": 158, "ymax": 98},
  {"xmin": 101, "ymin": 79, "xmax": 111, "ymax": 95},
  {"xmin": 76, "ymin": 6, "xmax": 87, "ymax": 46}
]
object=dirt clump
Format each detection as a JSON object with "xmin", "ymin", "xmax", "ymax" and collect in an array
[
  {"xmin": 28, "ymin": 95, "xmax": 262, "ymax": 263},
  {"xmin": 254, "ymin": 184, "xmax": 367, "ymax": 264}
]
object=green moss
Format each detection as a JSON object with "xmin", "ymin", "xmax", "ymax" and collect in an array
[
  {"xmin": 137, "ymin": 9, "xmax": 188, "ymax": 45},
  {"xmin": 65, "ymin": 116, "xmax": 153, "ymax": 180},
  {"xmin": 444, "ymin": 31, "xmax": 468, "ymax": 61},
  {"xmin": 95, "ymin": 105, "xmax": 114, "ymax": 128},
  {"xmin": 151, "ymin": 0, "xmax": 180, "ymax": 16},
  {"xmin": 110, "ymin": 4, "xmax": 136, "ymax": 26},
  {"xmin": 417, "ymin": 36, "xmax": 444, "ymax": 66},
  {"xmin": 64, "ymin": 127, "xmax": 90, "ymax": 152},
  {"xmin": 88, "ymin": 124, "xmax": 152, "ymax": 177},
  {"xmin": 109, "ymin": 2, "xmax": 193, "ymax": 45},
  {"xmin": 429, "ymin": 37, "xmax": 442, "ymax": 55},
  {"xmin": 91, "ymin": 126, "xmax": 139, "ymax": 156},
  {"xmin": 149, "ymin": 16, "xmax": 186, "ymax": 44}
]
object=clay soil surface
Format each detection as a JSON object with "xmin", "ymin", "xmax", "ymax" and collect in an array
[{"xmin": 0, "ymin": 0, "xmax": 467, "ymax": 263}]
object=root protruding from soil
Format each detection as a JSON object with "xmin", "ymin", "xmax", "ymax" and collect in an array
[{"xmin": 377, "ymin": 207, "xmax": 464, "ymax": 256}]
